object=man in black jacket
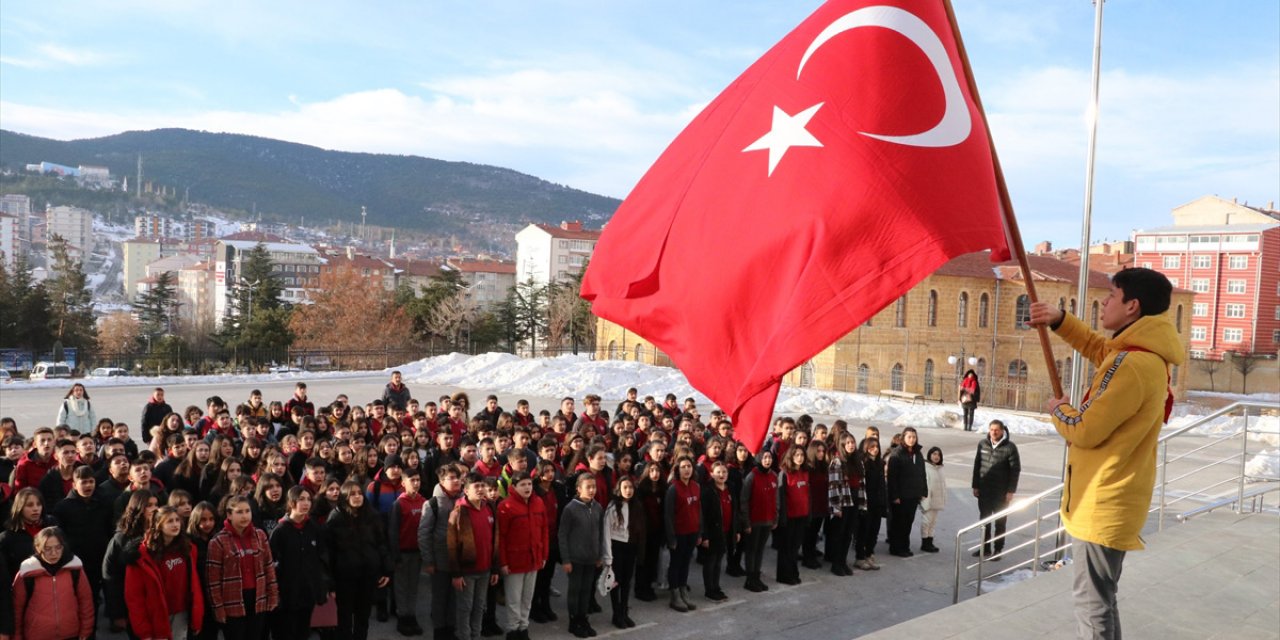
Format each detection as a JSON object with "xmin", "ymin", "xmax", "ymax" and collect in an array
[
  {"xmin": 139, "ymin": 387, "xmax": 172, "ymax": 445},
  {"xmin": 53, "ymin": 466, "xmax": 113, "ymax": 616},
  {"xmin": 971, "ymin": 420, "xmax": 1021, "ymax": 558},
  {"xmin": 382, "ymin": 370, "xmax": 412, "ymax": 411},
  {"xmin": 886, "ymin": 427, "xmax": 927, "ymax": 557}
]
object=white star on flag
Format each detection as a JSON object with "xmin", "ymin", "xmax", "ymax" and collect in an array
[{"xmin": 742, "ymin": 103, "xmax": 824, "ymax": 176}]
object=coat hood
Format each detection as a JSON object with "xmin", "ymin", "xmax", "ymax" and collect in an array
[
  {"xmin": 1110, "ymin": 315, "xmax": 1186, "ymax": 366},
  {"xmin": 17, "ymin": 553, "xmax": 83, "ymax": 577}
]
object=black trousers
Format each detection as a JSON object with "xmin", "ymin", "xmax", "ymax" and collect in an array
[
  {"xmin": 855, "ymin": 508, "xmax": 881, "ymax": 560},
  {"xmin": 635, "ymin": 530, "xmax": 662, "ymax": 595},
  {"xmin": 271, "ymin": 606, "xmax": 315, "ymax": 640},
  {"xmin": 667, "ymin": 533, "xmax": 697, "ymax": 589},
  {"xmin": 963, "ymin": 403, "xmax": 977, "ymax": 430},
  {"xmin": 566, "ymin": 562, "xmax": 595, "ymax": 618},
  {"xmin": 887, "ymin": 500, "xmax": 919, "ymax": 553},
  {"xmin": 532, "ymin": 543, "xmax": 560, "ymax": 615},
  {"xmin": 701, "ymin": 544, "xmax": 725, "ymax": 595},
  {"xmin": 775, "ymin": 516, "xmax": 807, "ymax": 582},
  {"xmin": 979, "ymin": 498, "xmax": 1011, "ymax": 552},
  {"xmin": 743, "ymin": 524, "xmax": 771, "ymax": 575},
  {"xmin": 223, "ymin": 590, "xmax": 266, "ymax": 640},
  {"xmin": 609, "ymin": 540, "xmax": 637, "ymax": 614},
  {"xmin": 803, "ymin": 515, "xmax": 825, "ymax": 562},
  {"xmin": 827, "ymin": 510, "xmax": 857, "ymax": 567},
  {"xmin": 335, "ymin": 576, "xmax": 376, "ymax": 640}
]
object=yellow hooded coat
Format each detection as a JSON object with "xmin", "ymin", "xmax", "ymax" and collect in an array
[{"xmin": 1050, "ymin": 312, "xmax": 1186, "ymax": 551}]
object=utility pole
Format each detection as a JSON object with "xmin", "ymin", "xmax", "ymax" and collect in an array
[
  {"xmin": 361, "ymin": 206, "xmax": 368, "ymax": 239},
  {"xmin": 136, "ymin": 154, "xmax": 142, "ymax": 198}
]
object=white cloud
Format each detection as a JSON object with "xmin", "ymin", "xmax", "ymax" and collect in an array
[{"xmin": 0, "ymin": 43, "xmax": 120, "ymax": 68}]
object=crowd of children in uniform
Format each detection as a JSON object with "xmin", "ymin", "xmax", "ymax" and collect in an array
[{"xmin": 0, "ymin": 376, "xmax": 953, "ymax": 640}]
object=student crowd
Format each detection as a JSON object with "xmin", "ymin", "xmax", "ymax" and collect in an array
[{"xmin": 0, "ymin": 371, "xmax": 1022, "ymax": 640}]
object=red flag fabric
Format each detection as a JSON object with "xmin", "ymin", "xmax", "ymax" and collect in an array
[{"xmin": 581, "ymin": 0, "xmax": 1011, "ymax": 452}]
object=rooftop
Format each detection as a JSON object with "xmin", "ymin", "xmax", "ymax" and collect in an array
[
  {"xmin": 530, "ymin": 222, "xmax": 602, "ymax": 240},
  {"xmin": 1135, "ymin": 223, "xmax": 1279, "ymax": 234},
  {"xmin": 934, "ymin": 252, "xmax": 1115, "ymax": 289}
]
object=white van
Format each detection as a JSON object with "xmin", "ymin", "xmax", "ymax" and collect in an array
[{"xmin": 30, "ymin": 362, "xmax": 72, "ymax": 380}]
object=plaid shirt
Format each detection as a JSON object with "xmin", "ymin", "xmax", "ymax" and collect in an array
[{"xmin": 827, "ymin": 457, "xmax": 864, "ymax": 514}]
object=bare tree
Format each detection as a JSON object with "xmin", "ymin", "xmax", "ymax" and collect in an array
[
  {"xmin": 424, "ymin": 293, "xmax": 478, "ymax": 351},
  {"xmin": 97, "ymin": 312, "xmax": 141, "ymax": 354},
  {"xmin": 1227, "ymin": 349, "xmax": 1262, "ymax": 394},
  {"xmin": 1195, "ymin": 357, "xmax": 1222, "ymax": 392}
]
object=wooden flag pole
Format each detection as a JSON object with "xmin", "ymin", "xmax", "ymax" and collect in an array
[{"xmin": 942, "ymin": 0, "xmax": 1065, "ymax": 399}]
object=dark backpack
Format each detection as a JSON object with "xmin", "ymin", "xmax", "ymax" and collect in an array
[{"xmin": 25, "ymin": 567, "xmax": 81, "ymax": 608}]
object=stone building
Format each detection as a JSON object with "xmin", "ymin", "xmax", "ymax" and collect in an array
[{"xmin": 595, "ymin": 251, "xmax": 1193, "ymax": 412}]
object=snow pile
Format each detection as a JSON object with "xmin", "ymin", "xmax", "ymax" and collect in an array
[
  {"xmin": 4, "ymin": 368, "xmax": 374, "ymax": 391},
  {"xmin": 1166, "ymin": 412, "xmax": 1280, "ymax": 447},
  {"xmin": 1245, "ymin": 449, "xmax": 1280, "ymax": 481}
]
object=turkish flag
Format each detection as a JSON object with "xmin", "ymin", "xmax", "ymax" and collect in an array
[{"xmin": 581, "ymin": 0, "xmax": 1012, "ymax": 452}]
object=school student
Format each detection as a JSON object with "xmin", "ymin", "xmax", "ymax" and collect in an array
[
  {"xmin": 802, "ymin": 440, "xmax": 830, "ymax": 569},
  {"xmin": 388, "ymin": 467, "xmax": 428, "ymax": 636},
  {"xmin": 418, "ymin": 463, "xmax": 466, "ymax": 640},
  {"xmin": 12, "ymin": 527, "xmax": 96, "ymax": 640},
  {"xmin": 919, "ymin": 446, "xmax": 947, "ymax": 553},
  {"xmin": 269, "ymin": 487, "xmax": 331, "ymax": 640},
  {"xmin": 326, "ymin": 481, "xmax": 393, "ymax": 640},
  {"xmin": 207, "ymin": 496, "xmax": 280, "ymax": 639},
  {"xmin": 664, "ymin": 456, "xmax": 702, "ymax": 612},
  {"xmin": 559, "ymin": 473, "xmax": 604, "ymax": 638},
  {"xmin": 529, "ymin": 461, "xmax": 563, "ymax": 625},
  {"xmin": 826, "ymin": 433, "xmax": 863, "ymax": 575},
  {"xmin": 699, "ymin": 461, "xmax": 737, "ymax": 602},
  {"xmin": 449, "ymin": 474, "xmax": 500, "ymax": 640},
  {"xmin": 855, "ymin": 437, "xmax": 885, "ymax": 570},
  {"xmin": 776, "ymin": 446, "xmax": 810, "ymax": 585},
  {"xmin": 632, "ymin": 460, "xmax": 666, "ymax": 602},
  {"xmin": 886, "ymin": 427, "xmax": 928, "ymax": 557},
  {"xmin": 738, "ymin": 449, "xmax": 777, "ymax": 592},
  {"xmin": 125, "ymin": 506, "xmax": 205, "ymax": 640},
  {"xmin": 602, "ymin": 475, "xmax": 645, "ymax": 629},
  {"xmin": 497, "ymin": 470, "xmax": 549, "ymax": 639}
]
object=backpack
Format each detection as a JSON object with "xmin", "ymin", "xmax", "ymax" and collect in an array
[{"xmin": 24, "ymin": 568, "xmax": 81, "ymax": 608}]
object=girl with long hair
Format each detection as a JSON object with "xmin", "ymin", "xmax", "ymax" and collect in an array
[
  {"xmin": 663, "ymin": 456, "xmax": 701, "ymax": 612},
  {"xmin": 826, "ymin": 432, "xmax": 863, "ymax": 575},
  {"xmin": 188, "ymin": 501, "xmax": 221, "ymax": 640},
  {"xmin": 205, "ymin": 456, "xmax": 244, "ymax": 511},
  {"xmin": 776, "ymin": 446, "xmax": 810, "ymax": 585},
  {"xmin": 918, "ymin": 446, "xmax": 947, "ymax": 554},
  {"xmin": 207, "ymin": 496, "xmax": 279, "ymax": 638},
  {"xmin": 699, "ymin": 461, "xmax": 736, "ymax": 603},
  {"xmin": 802, "ymin": 440, "xmax": 830, "ymax": 569},
  {"xmin": 959, "ymin": 370, "xmax": 981, "ymax": 432},
  {"xmin": 126, "ymin": 506, "xmax": 204, "ymax": 640},
  {"xmin": 529, "ymin": 461, "xmax": 563, "ymax": 625},
  {"xmin": 103, "ymin": 489, "xmax": 158, "ymax": 633},
  {"xmin": 269, "ymin": 486, "xmax": 331, "ymax": 640},
  {"xmin": 252, "ymin": 473, "xmax": 288, "ymax": 534},
  {"xmin": 738, "ymin": 449, "xmax": 777, "ymax": 592},
  {"xmin": 0, "ymin": 488, "xmax": 58, "ymax": 585},
  {"xmin": 601, "ymin": 475, "xmax": 645, "ymax": 629},
  {"xmin": 324, "ymin": 481, "xmax": 392, "ymax": 640},
  {"xmin": 55, "ymin": 382, "xmax": 96, "ymax": 434},
  {"xmin": 633, "ymin": 451, "xmax": 667, "ymax": 602},
  {"xmin": 855, "ymin": 437, "xmax": 886, "ymax": 570}
]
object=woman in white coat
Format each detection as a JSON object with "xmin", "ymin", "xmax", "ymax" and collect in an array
[
  {"xmin": 918, "ymin": 446, "xmax": 947, "ymax": 553},
  {"xmin": 56, "ymin": 383, "xmax": 97, "ymax": 433}
]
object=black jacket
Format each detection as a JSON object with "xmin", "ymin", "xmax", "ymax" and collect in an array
[
  {"xmin": 269, "ymin": 517, "xmax": 331, "ymax": 609},
  {"xmin": 324, "ymin": 506, "xmax": 393, "ymax": 581},
  {"xmin": 699, "ymin": 483, "xmax": 736, "ymax": 552},
  {"xmin": 382, "ymin": 383, "xmax": 412, "ymax": 411},
  {"xmin": 38, "ymin": 467, "xmax": 75, "ymax": 511},
  {"xmin": 101, "ymin": 531, "xmax": 139, "ymax": 619},
  {"xmin": 52, "ymin": 492, "xmax": 114, "ymax": 570},
  {"xmin": 0, "ymin": 515, "xmax": 59, "ymax": 582},
  {"xmin": 886, "ymin": 445, "xmax": 928, "ymax": 503},
  {"xmin": 139, "ymin": 400, "xmax": 173, "ymax": 444},
  {"xmin": 972, "ymin": 436, "xmax": 1021, "ymax": 497},
  {"xmin": 858, "ymin": 453, "xmax": 887, "ymax": 512}
]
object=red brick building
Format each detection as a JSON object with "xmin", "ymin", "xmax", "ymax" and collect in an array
[{"xmin": 1134, "ymin": 195, "xmax": 1280, "ymax": 359}]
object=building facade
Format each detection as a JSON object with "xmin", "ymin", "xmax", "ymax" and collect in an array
[
  {"xmin": 515, "ymin": 221, "xmax": 600, "ymax": 287},
  {"xmin": 214, "ymin": 239, "xmax": 322, "ymax": 324},
  {"xmin": 1134, "ymin": 195, "xmax": 1280, "ymax": 359},
  {"xmin": 0, "ymin": 213, "xmax": 18, "ymax": 268},
  {"xmin": 447, "ymin": 258, "xmax": 517, "ymax": 308},
  {"xmin": 596, "ymin": 252, "xmax": 1194, "ymax": 412},
  {"xmin": 122, "ymin": 239, "xmax": 183, "ymax": 302},
  {"xmin": 45, "ymin": 205, "xmax": 94, "ymax": 256}
]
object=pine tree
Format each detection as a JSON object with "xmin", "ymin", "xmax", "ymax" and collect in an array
[
  {"xmin": 133, "ymin": 270, "xmax": 179, "ymax": 345},
  {"xmin": 216, "ymin": 242, "xmax": 292, "ymax": 358},
  {"xmin": 44, "ymin": 234, "xmax": 97, "ymax": 352},
  {"xmin": 0, "ymin": 255, "xmax": 54, "ymax": 350}
]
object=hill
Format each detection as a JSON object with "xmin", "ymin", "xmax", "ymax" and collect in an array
[{"xmin": 0, "ymin": 128, "xmax": 620, "ymax": 234}]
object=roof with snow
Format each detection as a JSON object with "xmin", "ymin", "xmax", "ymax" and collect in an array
[{"xmin": 529, "ymin": 223, "xmax": 601, "ymax": 240}]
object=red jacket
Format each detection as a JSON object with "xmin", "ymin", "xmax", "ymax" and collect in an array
[
  {"xmin": 13, "ymin": 555, "xmax": 95, "ymax": 640},
  {"xmin": 497, "ymin": 492, "xmax": 549, "ymax": 574},
  {"xmin": 579, "ymin": 413, "xmax": 607, "ymax": 435},
  {"xmin": 11, "ymin": 450, "xmax": 54, "ymax": 491},
  {"xmin": 125, "ymin": 542, "xmax": 205, "ymax": 639}
]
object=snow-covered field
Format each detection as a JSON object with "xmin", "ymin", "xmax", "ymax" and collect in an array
[{"xmin": 6, "ymin": 352, "xmax": 1277, "ymax": 442}]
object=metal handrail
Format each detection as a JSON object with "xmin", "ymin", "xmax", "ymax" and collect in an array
[
  {"xmin": 1176, "ymin": 484, "xmax": 1280, "ymax": 522},
  {"xmin": 953, "ymin": 400, "xmax": 1278, "ymax": 603}
]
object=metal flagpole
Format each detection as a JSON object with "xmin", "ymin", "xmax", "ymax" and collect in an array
[{"xmin": 1056, "ymin": 0, "xmax": 1107, "ymax": 562}]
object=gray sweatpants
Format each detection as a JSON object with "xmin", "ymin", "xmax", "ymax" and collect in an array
[
  {"xmin": 455, "ymin": 573, "xmax": 488, "ymax": 640},
  {"xmin": 393, "ymin": 551, "xmax": 422, "ymax": 619},
  {"xmin": 1072, "ymin": 537, "xmax": 1126, "ymax": 640},
  {"xmin": 503, "ymin": 571, "xmax": 536, "ymax": 631}
]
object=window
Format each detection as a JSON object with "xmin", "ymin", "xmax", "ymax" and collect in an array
[
  {"xmin": 957, "ymin": 292, "xmax": 969, "ymax": 328},
  {"xmin": 1190, "ymin": 350, "xmax": 1205, "ymax": 359},
  {"xmin": 1275, "ymin": 306, "xmax": 1280, "ymax": 320},
  {"xmin": 978, "ymin": 293, "xmax": 990, "ymax": 328},
  {"xmin": 1192, "ymin": 302, "xmax": 1208, "ymax": 317},
  {"xmin": 1091, "ymin": 301, "xmax": 1100, "ymax": 329},
  {"xmin": 1007, "ymin": 360, "xmax": 1028, "ymax": 380},
  {"xmin": 1141, "ymin": 262, "xmax": 1152, "ymax": 269},
  {"xmin": 856, "ymin": 364, "xmax": 869, "ymax": 394},
  {"xmin": 1015, "ymin": 294, "xmax": 1031, "ymax": 330},
  {"xmin": 1223, "ymin": 328, "xmax": 1243, "ymax": 343},
  {"xmin": 927, "ymin": 290, "xmax": 938, "ymax": 327},
  {"xmin": 895, "ymin": 295, "xmax": 908, "ymax": 328},
  {"xmin": 1162, "ymin": 255, "xmax": 1181, "ymax": 269},
  {"xmin": 1191, "ymin": 279, "xmax": 1210, "ymax": 293},
  {"xmin": 976, "ymin": 357, "xmax": 987, "ymax": 381},
  {"xmin": 558, "ymin": 255, "xmax": 567, "ymax": 264},
  {"xmin": 1273, "ymin": 330, "xmax": 1280, "ymax": 346},
  {"xmin": 634, "ymin": 344, "xmax": 645, "ymax": 362},
  {"xmin": 559, "ymin": 240, "xmax": 568, "ymax": 248},
  {"xmin": 1192, "ymin": 255, "xmax": 1212, "ymax": 269},
  {"xmin": 1225, "ymin": 303, "xmax": 1246, "ymax": 318},
  {"xmin": 923, "ymin": 359, "xmax": 935, "ymax": 396},
  {"xmin": 1227, "ymin": 280, "xmax": 1245, "ymax": 294},
  {"xmin": 890, "ymin": 363, "xmax": 904, "ymax": 391},
  {"xmin": 1191, "ymin": 326, "xmax": 1207, "ymax": 341},
  {"xmin": 1169, "ymin": 278, "xmax": 1179, "ymax": 287},
  {"xmin": 1175, "ymin": 305, "xmax": 1183, "ymax": 333}
]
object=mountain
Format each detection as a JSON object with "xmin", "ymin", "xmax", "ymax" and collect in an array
[{"xmin": 0, "ymin": 128, "xmax": 620, "ymax": 234}]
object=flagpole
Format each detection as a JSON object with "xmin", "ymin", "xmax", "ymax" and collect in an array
[
  {"xmin": 941, "ymin": 0, "xmax": 1064, "ymax": 399},
  {"xmin": 1072, "ymin": 0, "xmax": 1106, "ymax": 408}
]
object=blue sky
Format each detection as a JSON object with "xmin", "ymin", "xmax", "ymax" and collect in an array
[{"xmin": 1, "ymin": 0, "xmax": 1276, "ymax": 248}]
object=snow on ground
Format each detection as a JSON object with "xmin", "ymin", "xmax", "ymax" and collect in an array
[
  {"xmin": 2, "ymin": 368, "xmax": 375, "ymax": 391},
  {"xmin": 1245, "ymin": 449, "xmax": 1280, "ymax": 480}
]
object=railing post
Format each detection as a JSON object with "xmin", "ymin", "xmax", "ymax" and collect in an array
[
  {"xmin": 953, "ymin": 533, "xmax": 962, "ymax": 604},
  {"xmin": 1237, "ymin": 407, "xmax": 1250, "ymax": 513},
  {"xmin": 1158, "ymin": 440, "xmax": 1168, "ymax": 531},
  {"xmin": 1032, "ymin": 498, "xmax": 1041, "ymax": 577}
]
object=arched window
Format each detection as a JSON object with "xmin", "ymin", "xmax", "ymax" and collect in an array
[
  {"xmin": 1091, "ymin": 301, "xmax": 1100, "ymax": 329},
  {"xmin": 1175, "ymin": 305, "xmax": 1183, "ymax": 333},
  {"xmin": 957, "ymin": 292, "xmax": 969, "ymax": 328},
  {"xmin": 1015, "ymin": 294, "xmax": 1032, "ymax": 330},
  {"xmin": 927, "ymin": 290, "xmax": 938, "ymax": 327},
  {"xmin": 608, "ymin": 340, "xmax": 619, "ymax": 360},
  {"xmin": 979, "ymin": 293, "xmax": 990, "ymax": 328},
  {"xmin": 895, "ymin": 295, "xmax": 908, "ymax": 328},
  {"xmin": 1070, "ymin": 298, "xmax": 1077, "ymax": 315},
  {"xmin": 890, "ymin": 363, "xmax": 905, "ymax": 391},
  {"xmin": 923, "ymin": 359, "xmax": 935, "ymax": 396},
  {"xmin": 634, "ymin": 344, "xmax": 646, "ymax": 363},
  {"xmin": 857, "ymin": 364, "xmax": 870, "ymax": 394},
  {"xmin": 1008, "ymin": 359, "xmax": 1029, "ymax": 380},
  {"xmin": 976, "ymin": 357, "xmax": 987, "ymax": 381}
]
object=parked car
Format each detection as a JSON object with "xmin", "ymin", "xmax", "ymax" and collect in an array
[
  {"xmin": 90, "ymin": 367, "xmax": 129, "ymax": 378},
  {"xmin": 0, "ymin": 370, "xmax": 10, "ymax": 383},
  {"xmin": 30, "ymin": 362, "xmax": 72, "ymax": 380}
]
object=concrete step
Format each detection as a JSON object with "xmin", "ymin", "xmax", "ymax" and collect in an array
[{"xmin": 862, "ymin": 511, "xmax": 1280, "ymax": 640}]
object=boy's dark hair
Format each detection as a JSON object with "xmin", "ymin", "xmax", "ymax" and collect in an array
[
  {"xmin": 73, "ymin": 466, "xmax": 95, "ymax": 480},
  {"xmin": 1112, "ymin": 267, "xmax": 1172, "ymax": 317},
  {"xmin": 402, "ymin": 466, "xmax": 421, "ymax": 479},
  {"xmin": 506, "ymin": 448, "xmax": 528, "ymax": 463},
  {"xmin": 510, "ymin": 470, "xmax": 532, "ymax": 485}
]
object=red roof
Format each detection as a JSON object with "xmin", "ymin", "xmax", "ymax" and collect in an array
[
  {"xmin": 532, "ymin": 223, "xmax": 601, "ymax": 241},
  {"xmin": 935, "ymin": 251, "xmax": 1114, "ymax": 289},
  {"xmin": 448, "ymin": 259, "xmax": 516, "ymax": 274},
  {"xmin": 389, "ymin": 258, "xmax": 443, "ymax": 278}
]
